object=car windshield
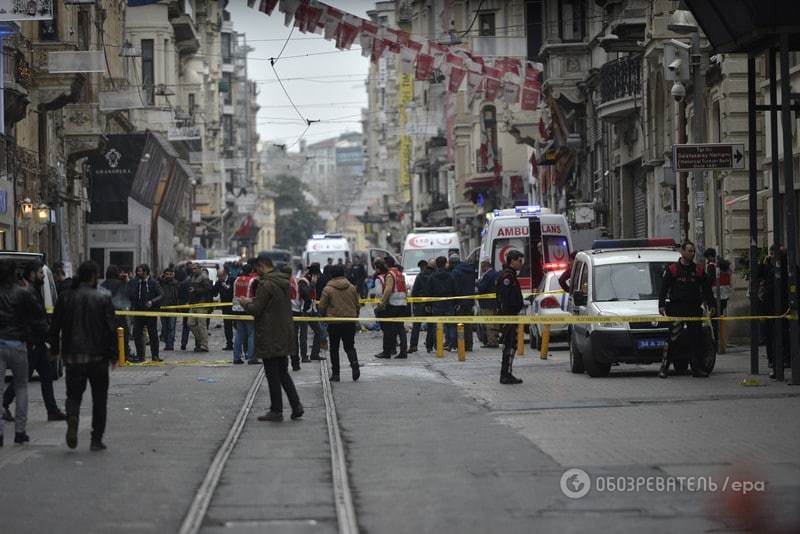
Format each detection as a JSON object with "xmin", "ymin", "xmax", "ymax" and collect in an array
[
  {"xmin": 593, "ymin": 262, "xmax": 670, "ymax": 302},
  {"xmin": 402, "ymin": 249, "xmax": 456, "ymax": 273},
  {"xmin": 546, "ymin": 272, "xmax": 564, "ymax": 292}
]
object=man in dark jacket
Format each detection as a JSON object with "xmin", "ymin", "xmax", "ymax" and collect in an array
[
  {"xmin": 158, "ymin": 266, "xmax": 179, "ymax": 351},
  {"xmin": 50, "ymin": 261, "xmax": 117, "ymax": 451},
  {"xmin": 241, "ymin": 253, "xmax": 303, "ymax": 422},
  {"xmin": 757, "ymin": 245, "xmax": 790, "ymax": 378},
  {"xmin": 450, "ymin": 255, "xmax": 477, "ymax": 351},
  {"xmin": 658, "ymin": 240, "xmax": 715, "ymax": 378},
  {"xmin": 178, "ymin": 263, "xmax": 193, "ymax": 350},
  {"xmin": 213, "ymin": 264, "xmax": 236, "ymax": 350},
  {"xmin": 427, "ymin": 256, "xmax": 457, "ymax": 350},
  {"xmin": 298, "ymin": 264, "xmax": 322, "ymax": 361},
  {"xmin": 0, "ymin": 260, "xmax": 49, "ymax": 446},
  {"xmin": 408, "ymin": 260, "xmax": 432, "ymax": 353},
  {"xmin": 477, "ymin": 261, "xmax": 500, "ymax": 347},
  {"xmin": 497, "ymin": 251, "xmax": 525, "ymax": 384},
  {"xmin": 128, "ymin": 264, "xmax": 163, "ymax": 362},
  {"xmin": 2, "ymin": 262, "xmax": 67, "ymax": 425}
]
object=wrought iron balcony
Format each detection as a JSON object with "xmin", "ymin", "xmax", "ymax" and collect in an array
[{"xmin": 599, "ymin": 55, "xmax": 641, "ymax": 104}]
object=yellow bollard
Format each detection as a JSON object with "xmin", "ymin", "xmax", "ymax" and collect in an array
[
  {"xmin": 457, "ymin": 323, "xmax": 465, "ymax": 362},
  {"xmin": 436, "ymin": 322, "xmax": 444, "ymax": 358},
  {"xmin": 516, "ymin": 323, "xmax": 525, "ymax": 356},
  {"xmin": 719, "ymin": 320, "xmax": 727, "ymax": 354},
  {"xmin": 117, "ymin": 327, "xmax": 126, "ymax": 366},
  {"xmin": 540, "ymin": 324, "xmax": 550, "ymax": 360}
]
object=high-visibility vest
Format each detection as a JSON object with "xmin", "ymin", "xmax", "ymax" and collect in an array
[
  {"xmin": 232, "ymin": 274, "xmax": 258, "ymax": 311},
  {"xmin": 289, "ymin": 276, "xmax": 302, "ymax": 313},
  {"xmin": 387, "ymin": 268, "xmax": 407, "ymax": 306}
]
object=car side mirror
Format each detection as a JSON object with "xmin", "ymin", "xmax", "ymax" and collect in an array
[{"xmin": 573, "ymin": 292, "xmax": 587, "ymax": 306}]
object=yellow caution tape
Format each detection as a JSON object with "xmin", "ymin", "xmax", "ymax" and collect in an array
[
  {"xmin": 738, "ymin": 378, "xmax": 763, "ymax": 386},
  {"xmin": 115, "ymin": 309, "xmax": 797, "ymax": 325}
]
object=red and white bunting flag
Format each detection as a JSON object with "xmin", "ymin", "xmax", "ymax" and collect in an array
[
  {"xmin": 538, "ymin": 116, "xmax": 549, "ymax": 141},
  {"xmin": 335, "ymin": 14, "xmax": 360, "ymax": 49},
  {"xmin": 483, "ymin": 66, "xmax": 501, "ymax": 101},
  {"xmin": 360, "ymin": 19, "xmax": 377, "ymax": 58},
  {"xmin": 415, "ymin": 53, "xmax": 434, "ymax": 81},
  {"xmin": 503, "ymin": 78, "xmax": 520, "ymax": 104},
  {"xmin": 496, "ymin": 57, "xmax": 521, "ymax": 76},
  {"xmin": 278, "ymin": 0, "xmax": 301, "ymax": 26},
  {"xmin": 303, "ymin": 1, "xmax": 324, "ymax": 33},
  {"xmin": 257, "ymin": 0, "xmax": 278, "ymax": 16},
  {"xmin": 448, "ymin": 66, "xmax": 466, "ymax": 93},
  {"xmin": 530, "ymin": 150, "xmax": 539, "ymax": 179},
  {"xmin": 520, "ymin": 64, "xmax": 541, "ymax": 111},
  {"xmin": 383, "ymin": 28, "xmax": 401, "ymax": 54},
  {"xmin": 322, "ymin": 5, "xmax": 343, "ymax": 40},
  {"xmin": 370, "ymin": 38, "xmax": 387, "ymax": 64},
  {"xmin": 467, "ymin": 70, "xmax": 484, "ymax": 101}
]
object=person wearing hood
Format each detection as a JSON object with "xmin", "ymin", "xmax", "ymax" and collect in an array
[
  {"xmin": 240, "ymin": 254, "xmax": 303, "ymax": 423},
  {"xmin": 318, "ymin": 264, "xmax": 361, "ymax": 382}
]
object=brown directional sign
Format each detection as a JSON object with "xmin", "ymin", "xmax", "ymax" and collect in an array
[{"xmin": 672, "ymin": 143, "xmax": 745, "ymax": 171}]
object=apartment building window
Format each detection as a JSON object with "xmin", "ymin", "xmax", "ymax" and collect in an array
[
  {"xmin": 223, "ymin": 72, "xmax": 233, "ymax": 105},
  {"xmin": 223, "ymin": 115, "xmax": 234, "ymax": 147},
  {"xmin": 221, "ymin": 33, "xmax": 232, "ymax": 63},
  {"xmin": 188, "ymin": 93, "xmax": 196, "ymax": 116},
  {"xmin": 559, "ymin": 0, "xmax": 585, "ymax": 42},
  {"xmin": 141, "ymin": 39, "xmax": 155, "ymax": 106},
  {"xmin": 481, "ymin": 105, "xmax": 498, "ymax": 171},
  {"xmin": 479, "ymin": 12, "xmax": 495, "ymax": 36},
  {"xmin": 39, "ymin": 2, "xmax": 57, "ymax": 41},
  {"xmin": 78, "ymin": 9, "xmax": 91, "ymax": 50},
  {"xmin": 525, "ymin": 0, "xmax": 543, "ymax": 61}
]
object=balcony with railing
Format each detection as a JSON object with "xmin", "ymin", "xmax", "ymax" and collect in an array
[{"xmin": 597, "ymin": 55, "xmax": 641, "ymax": 120}]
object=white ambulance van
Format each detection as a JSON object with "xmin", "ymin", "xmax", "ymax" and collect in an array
[
  {"xmin": 479, "ymin": 206, "xmax": 573, "ymax": 291},
  {"xmin": 303, "ymin": 234, "xmax": 351, "ymax": 268},
  {"xmin": 401, "ymin": 227, "xmax": 462, "ymax": 291}
]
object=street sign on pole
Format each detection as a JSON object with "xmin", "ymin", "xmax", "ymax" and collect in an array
[{"xmin": 672, "ymin": 143, "xmax": 745, "ymax": 171}]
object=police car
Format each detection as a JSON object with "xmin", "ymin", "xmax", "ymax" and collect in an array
[{"xmin": 566, "ymin": 239, "xmax": 716, "ymax": 377}]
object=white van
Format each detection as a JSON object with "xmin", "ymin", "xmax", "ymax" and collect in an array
[
  {"xmin": 401, "ymin": 227, "xmax": 462, "ymax": 291},
  {"xmin": 479, "ymin": 206, "xmax": 572, "ymax": 292},
  {"xmin": 303, "ymin": 234, "xmax": 351, "ymax": 268}
]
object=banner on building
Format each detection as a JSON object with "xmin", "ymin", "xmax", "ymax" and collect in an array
[{"xmin": 0, "ymin": 0, "xmax": 53, "ymax": 20}]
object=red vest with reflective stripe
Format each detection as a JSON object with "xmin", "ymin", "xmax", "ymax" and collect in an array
[
  {"xmin": 388, "ymin": 267, "xmax": 407, "ymax": 293},
  {"xmin": 234, "ymin": 274, "xmax": 258, "ymax": 299}
]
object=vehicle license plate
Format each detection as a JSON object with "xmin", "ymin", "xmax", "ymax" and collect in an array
[{"xmin": 637, "ymin": 338, "xmax": 666, "ymax": 350}]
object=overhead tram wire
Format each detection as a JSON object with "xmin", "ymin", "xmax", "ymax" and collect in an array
[{"xmin": 268, "ymin": 25, "xmax": 321, "ymax": 133}]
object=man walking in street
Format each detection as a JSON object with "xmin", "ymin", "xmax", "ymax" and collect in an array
[
  {"xmin": 477, "ymin": 260, "xmax": 500, "ymax": 348},
  {"xmin": 240, "ymin": 253, "xmax": 303, "ymax": 422},
  {"xmin": 50, "ymin": 261, "xmax": 118, "ymax": 451},
  {"xmin": 128, "ymin": 264, "xmax": 163, "ymax": 362},
  {"xmin": 3, "ymin": 262, "xmax": 67, "ymax": 425},
  {"xmin": 158, "ymin": 266, "xmax": 179, "ymax": 352},
  {"xmin": 187, "ymin": 262, "xmax": 212, "ymax": 353},
  {"xmin": 496, "ymin": 251, "xmax": 525, "ymax": 384},
  {"xmin": 213, "ymin": 264, "xmax": 236, "ymax": 351},
  {"xmin": 318, "ymin": 264, "xmax": 361, "ymax": 381},
  {"xmin": 0, "ymin": 260, "xmax": 49, "ymax": 446},
  {"xmin": 658, "ymin": 240, "xmax": 715, "ymax": 378}
]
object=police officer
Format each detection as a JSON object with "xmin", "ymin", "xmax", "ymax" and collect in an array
[
  {"xmin": 658, "ymin": 240, "xmax": 715, "ymax": 378},
  {"xmin": 496, "ymin": 250, "xmax": 525, "ymax": 384}
]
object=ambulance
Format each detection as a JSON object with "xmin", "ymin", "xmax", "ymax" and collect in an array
[
  {"xmin": 303, "ymin": 234, "xmax": 351, "ymax": 268},
  {"xmin": 401, "ymin": 227, "xmax": 462, "ymax": 291},
  {"xmin": 479, "ymin": 206, "xmax": 573, "ymax": 291}
]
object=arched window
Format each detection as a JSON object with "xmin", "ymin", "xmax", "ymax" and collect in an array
[{"xmin": 480, "ymin": 105, "xmax": 498, "ymax": 172}]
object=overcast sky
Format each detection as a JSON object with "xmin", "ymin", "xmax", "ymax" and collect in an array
[{"xmin": 227, "ymin": 0, "xmax": 374, "ymax": 151}]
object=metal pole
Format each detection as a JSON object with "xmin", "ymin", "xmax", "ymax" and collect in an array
[
  {"xmin": 769, "ymin": 49, "xmax": 784, "ymax": 379},
  {"xmin": 678, "ymin": 99, "xmax": 689, "ymax": 242},
  {"xmin": 779, "ymin": 33, "xmax": 800, "ymax": 384},
  {"xmin": 691, "ymin": 31, "xmax": 707, "ymax": 250},
  {"xmin": 747, "ymin": 53, "xmax": 760, "ymax": 375}
]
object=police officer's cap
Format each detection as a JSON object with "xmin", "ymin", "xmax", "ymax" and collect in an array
[{"xmin": 506, "ymin": 250, "xmax": 524, "ymax": 262}]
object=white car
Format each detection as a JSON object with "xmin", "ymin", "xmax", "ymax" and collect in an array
[
  {"xmin": 567, "ymin": 239, "xmax": 716, "ymax": 377},
  {"xmin": 529, "ymin": 270, "xmax": 569, "ymax": 350}
]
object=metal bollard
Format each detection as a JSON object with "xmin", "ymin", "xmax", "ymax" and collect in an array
[
  {"xmin": 117, "ymin": 327, "xmax": 126, "ymax": 366},
  {"xmin": 516, "ymin": 323, "xmax": 525, "ymax": 356},
  {"xmin": 436, "ymin": 322, "xmax": 444, "ymax": 358},
  {"xmin": 540, "ymin": 324, "xmax": 550, "ymax": 360},
  {"xmin": 457, "ymin": 323, "xmax": 465, "ymax": 362},
  {"xmin": 719, "ymin": 319, "xmax": 727, "ymax": 354}
]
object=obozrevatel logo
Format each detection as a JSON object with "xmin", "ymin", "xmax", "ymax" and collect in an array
[
  {"xmin": 560, "ymin": 468, "xmax": 591, "ymax": 499},
  {"xmin": 104, "ymin": 148, "xmax": 122, "ymax": 169}
]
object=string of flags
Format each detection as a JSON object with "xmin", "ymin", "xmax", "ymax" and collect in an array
[{"xmin": 248, "ymin": 0, "xmax": 543, "ymax": 111}]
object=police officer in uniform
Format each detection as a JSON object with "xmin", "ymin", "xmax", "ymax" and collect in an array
[
  {"xmin": 658, "ymin": 240, "xmax": 715, "ymax": 378},
  {"xmin": 496, "ymin": 250, "xmax": 525, "ymax": 384}
]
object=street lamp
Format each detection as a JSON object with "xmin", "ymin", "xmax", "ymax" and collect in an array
[
  {"xmin": 36, "ymin": 203, "xmax": 49, "ymax": 223},
  {"xmin": 20, "ymin": 197, "xmax": 33, "ymax": 218}
]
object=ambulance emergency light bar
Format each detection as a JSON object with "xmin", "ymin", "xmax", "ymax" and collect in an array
[
  {"xmin": 492, "ymin": 205, "xmax": 542, "ymax": 217},
  {"xmin": 591, "ymin": 238, "xmax": 677, "ymax": 250}
]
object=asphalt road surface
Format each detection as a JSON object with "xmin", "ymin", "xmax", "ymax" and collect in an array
[{"xmin": 1, "ymin": 321, "xmax": 798, "ymax": 533}]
